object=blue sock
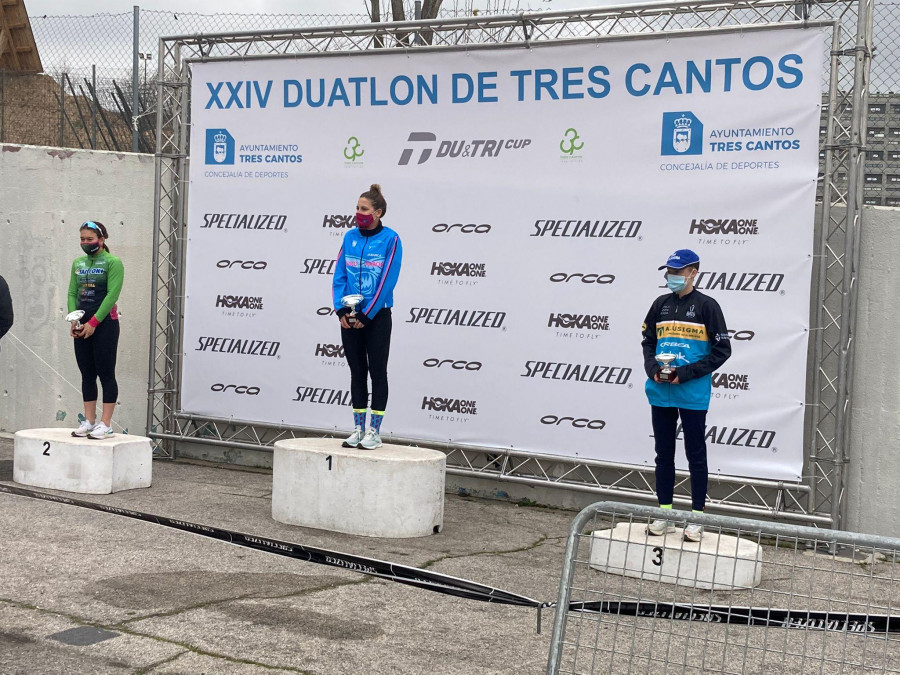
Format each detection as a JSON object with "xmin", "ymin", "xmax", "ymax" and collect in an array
[
  {"xmin": 352, "ymin": 409, "xmax": 366, "ymax": 429},
  {"xmin": 370, "ymin": 410, "xmax": 385, "ymax": 434}
]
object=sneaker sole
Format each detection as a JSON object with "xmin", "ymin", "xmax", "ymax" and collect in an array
[
  {"xmin": 71, "ymin": 431, "xmax": 90, "ymax": 437},
  {"xmin": 359, "ymin": 443, "xmax": 382, "ymax": 450},
  {"xmin": 89, "ymin": 434, "xmax": 113, "ymax": 440},
  {"xmin": 341, "ymin": 441, "xmax": 360, "ymax": 448},
  {"xmin": 646, "ymin": 528, "xmax": 676, "ymax": 536}
]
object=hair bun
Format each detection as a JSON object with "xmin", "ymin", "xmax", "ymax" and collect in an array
[{"xmin": 370, "ymin": 183, "xmax": 382, "ymax": 193}]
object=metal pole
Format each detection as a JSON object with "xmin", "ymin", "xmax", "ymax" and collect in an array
[
  {"xmin": 807, "ymin": 24, "xmax": 842, "ymax": 521},
  {"xmin": 132, "ymin": 5, "xmax": 140, "ymax": 152},
  {"xmin": 414, "ymin": 1, "xmax": 423, "ymax": 44},
  {"xmin": 1, "ymin": 68, "xmax": 5, "ymax": 143},
  {"xmin": 831, "ymin": 0, "xmax": 875, "ymax": 529},
  {"xmin": 58, "ymin": 73, "xmax": 64, "ymax": 147},
  {"xmin": 91, "ymin": 64, "xmax": 97, "ymax": 149}
]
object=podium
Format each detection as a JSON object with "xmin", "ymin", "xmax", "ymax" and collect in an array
[
  {"xmin": 272, "ymin": 438, "xmax": 445, "ymax": 538},
  {"xmin": 13, "ymin": 428, "xmax": 153, "ymax": 494},
  {"xmin": 590, "ymin": 522, "xmax": 763, "ymax": 590}
]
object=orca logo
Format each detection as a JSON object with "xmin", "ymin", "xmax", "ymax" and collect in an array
[
  {"xmin": 423, "ymin": 358, "xmax": 482, "ymax": 371},
  {"xmin": 217, "ymin": 259, "xmax": 268, "ymax": 270},
  {"xmin": 727, "ymin": 329, "xmax": 755, "ymax": 341},
  {"xmin": 210, "ymin": 383, "xmax": 261, "ymax": 395},
  {"xmin": 317, "ymin": 307, "xmax": 338, "ymax": 316},
  {"xmin": 540, "ymin": 415, "xmax": 605, "ymax": 430},
  {"xmin": 432, "ymin": 223, "xmax": 491, "ymax": 234},
  {"xmin": 549, "ymin": 273, "xmax": 616, "ymax": 284}
]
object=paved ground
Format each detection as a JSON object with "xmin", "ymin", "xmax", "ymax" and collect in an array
[{"xmin": 0, "ymin": 436, "xmax": 572, "ymax": 674}]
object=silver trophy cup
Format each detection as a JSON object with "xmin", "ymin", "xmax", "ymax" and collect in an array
[
  {"xmin": 656, "ymin": 353, "xmax": 677, "ymax": 382},
  {"xmin": 341, "ymin": 294, "xmax": 365, "ymax": 325},
  {"xmin": 65, "ymin": 310, "xmax": 85, "ymax": 334}
]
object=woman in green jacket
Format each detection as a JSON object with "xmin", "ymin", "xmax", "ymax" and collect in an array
[{"xmin": 67, "ymin": 221, "xmax": 124, "ymax": 439}]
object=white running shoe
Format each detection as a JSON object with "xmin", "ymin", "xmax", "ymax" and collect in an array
[
  {"xmin": 342, "ymin": 426, "xmax": 363, "ymax": 448},
  {"xmin": 683, "ymin": 523, "xmax": 704, "ymax": 542},
  {"xmin": 89, "ymin": 422, "xmax": 113, "ymax": 440},
  {"xmin": 646, "ymin": 519, "xmax": 676, "ymax": 536},
  {"xmin": 72, "ymin": 420, "xmax": 96, "ymax": 437},
  {"xmin": 359, "ymin": 429, "xmax": 382, "ymax": 450}
]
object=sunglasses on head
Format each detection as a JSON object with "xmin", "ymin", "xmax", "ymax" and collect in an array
[{"xmin": 82, "ymin": 222, "xmax": 102, "ymax": 233}]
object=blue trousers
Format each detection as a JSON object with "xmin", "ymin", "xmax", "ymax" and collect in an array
[{"xmin": 651, "ymin": 405, "xmax": 708, "ymax": 511}]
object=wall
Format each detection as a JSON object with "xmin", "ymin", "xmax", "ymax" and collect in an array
[
  {"xmin": 844, "ymin": 205, "xmax": 900, "ymax": 537},
  {"xmin": 0, "ymin": 144, "xmax": 155, "ymax": 435}
]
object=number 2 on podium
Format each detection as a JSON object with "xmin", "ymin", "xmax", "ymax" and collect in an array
[{"xmin": 42, "ymin": 442, "xmax": 50, "ymax": 456}]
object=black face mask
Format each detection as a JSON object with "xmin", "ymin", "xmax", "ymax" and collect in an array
[{"xmin": 81, "ymin": 242, "xmax": 101, "ymax": 255}]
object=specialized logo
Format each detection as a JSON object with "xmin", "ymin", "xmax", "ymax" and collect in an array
[
  {"xmin": 206, "ymin": 128, "xmax": 235, "ymax": 165},
  {"xmin": 559, "ymin": 128, "xmax": 584, "ymax": 156},
  {"xmin": 301, "ymin": 258, "xmax": 336, "ymax": 275},
  {"xmin": 423, "ymin": 358, "xmax": 482, "ymax": 371},
  {"xmin": 549, "ymin": 273, "xmax": 615, "ymax": 285},
  {"xmin": 548, "ymin": 314, "xmax": 610, "ymax": 331},
  {"xmin": 407, "ymin": 307, "xmax": 505, "ymax": 328},
  {"xmin": 690, "ymin": 218, "xmax": 759, "ymax": 236},
  {"xmin": 217, "ymin": 259, "xmax": 268, "ymax": 271},
  {"xmin": 661, "ymin": 112, "xmax": 703, "ymax": 156},
  {"xmin": 712, "ymin": 373, "xmax": 750, "ymax": 391},
  {"xmin": 292, "ymin": 387, "xmax": 352, "ymax": 406},
  {"xmin": 432, "ymin": 223, "xmax": 491, "ymax": 234},
  {"xmin": 195, "ymin": 337, "xmax": 280, "ymax": 357},
  {"xmin": 398, "ymin": 131, "xmax": 532, "ymax": 165},
  {"xmin": 693, "ymin": 272, "xmax": 784, "ymax": 293},
  {"xmin": 216, "ymin": 295, "xmax": 264, "ymax": 310},
  {"xmin": 201, "ymin": 213, "xmax": 286, "ymax": 231},
  {"xmin": 421, "ymin": 397, "xmax": 478, "ymax": 414},
  {"xmin": 677, "ymin": 424, "xmax": 774, "ymax": 449},
  {"xmin": 430, "ymin": 262, "xmax": 487, "ymax": 278},
  {"xmin": 316, "ymin": 343, "xmax": 345, "ymax": 358},
  {"xmin": 522, "ymin": 361, "xmax": 631, "ymax": 385},
  {"xmin": 540, "ymin": 415, "xmax": 605, "ymax": 430},
  {"xmin": 531, "ymin": 220, "xmax": 641, "ymax": 238},
  {"xmin": 344, "ymin": 136, "xmax": 364, "ymax": 162},
  {"xmin": 210, "ymin": 383, "xmax": 261, "ymax": 395}
]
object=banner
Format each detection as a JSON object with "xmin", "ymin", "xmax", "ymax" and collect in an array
[{"xmin": 183, "ymin": 28, "xmax": 824, "ymax": 481}]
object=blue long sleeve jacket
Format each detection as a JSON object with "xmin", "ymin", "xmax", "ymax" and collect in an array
[{"xmin": 332, "ymin": 224, "xmax": 402, "ymax": 323}]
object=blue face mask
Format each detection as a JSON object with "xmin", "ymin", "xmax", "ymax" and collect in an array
[{"xmin": 666, "ymin": 274, "xmax": 688, "ymax": 292}]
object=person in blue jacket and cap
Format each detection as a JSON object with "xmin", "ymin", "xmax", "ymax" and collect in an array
[{"xmin": 641, "ymin": 249, "xmax": 731, "ymax": 541}]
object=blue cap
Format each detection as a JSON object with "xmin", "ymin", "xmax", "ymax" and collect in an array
[{"xmin": 658, "ymin": 249, "xmax": 700, "ymax": 270}]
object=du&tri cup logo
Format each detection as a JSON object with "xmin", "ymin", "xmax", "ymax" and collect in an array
[
  {"xmin": 661, "ymin": 112, "xmax": 703, "ymax": 156},
  {"xmin": 206, "ymin": 128, "xmax": 235, "ymax": 165}
]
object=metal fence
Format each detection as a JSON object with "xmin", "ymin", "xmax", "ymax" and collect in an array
[
  {"xmin": 146, "ymin": 0, "xmax": 873, "ymax": 529},
  {"xmin": 547, "ymin": 502, "xmax": 900, "ymax": 674}
]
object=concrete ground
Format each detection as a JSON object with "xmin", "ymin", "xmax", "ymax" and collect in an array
[
  {"xmin": 4, "ymin": 435, "xmax": 900, "ymax": 675},
  {"xmin": 0, "ymin": 437, "xmax": 572, "ymax": 674}
]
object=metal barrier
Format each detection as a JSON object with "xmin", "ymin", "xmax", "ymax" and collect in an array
[{"xmin": 548, "ymin": 502, "xmax": 900, "ymax": 674}]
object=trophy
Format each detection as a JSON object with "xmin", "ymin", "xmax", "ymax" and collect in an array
[
  {"xmin": 656, "ymin": 353, "xmax": 677, "ymax": 382},
  {"xmin": 341, "ymin": 294, "xmax": 365, "ymax": 325},
  {"xmin": 65, "ymin": 310, "xmax": 85, "ymax": 334}
]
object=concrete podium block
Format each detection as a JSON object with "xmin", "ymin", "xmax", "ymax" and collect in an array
[
  {"xmin": 272, "ymin": 438, "xmax": 445, "ymax": 538},
  {"xmin": 13, "ymin": 428, "xmax": 152, "ymax": 495},
  {"xmin": 590, "ymin": 522, "xmax": 763, "ymax": 590}
]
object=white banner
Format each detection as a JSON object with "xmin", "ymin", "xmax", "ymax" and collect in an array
[{"xmin": 183, "ymin": 28, "xmax": 824, "ymax": 481}]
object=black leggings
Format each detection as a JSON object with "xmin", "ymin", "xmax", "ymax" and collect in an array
[
  {"xmin": 651, "ymin": 405, "xmax": 708, "ymax": 511},
  {"xmin": 341, "ymin": 308, "xmax": 391, "ymax": 410},
  {"xmin": 74, "ymin": 319, "xmax": 120, "ymax": 404}
]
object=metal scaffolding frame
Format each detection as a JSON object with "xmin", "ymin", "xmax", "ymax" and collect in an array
[{"xmin": 148, "ymin": 0, "xmax": 873, "ymax": 528}]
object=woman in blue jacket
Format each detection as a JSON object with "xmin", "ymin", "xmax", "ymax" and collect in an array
[{"xmin": 332, "ymin": 184, "xmax": 402, "ymax": 449}]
